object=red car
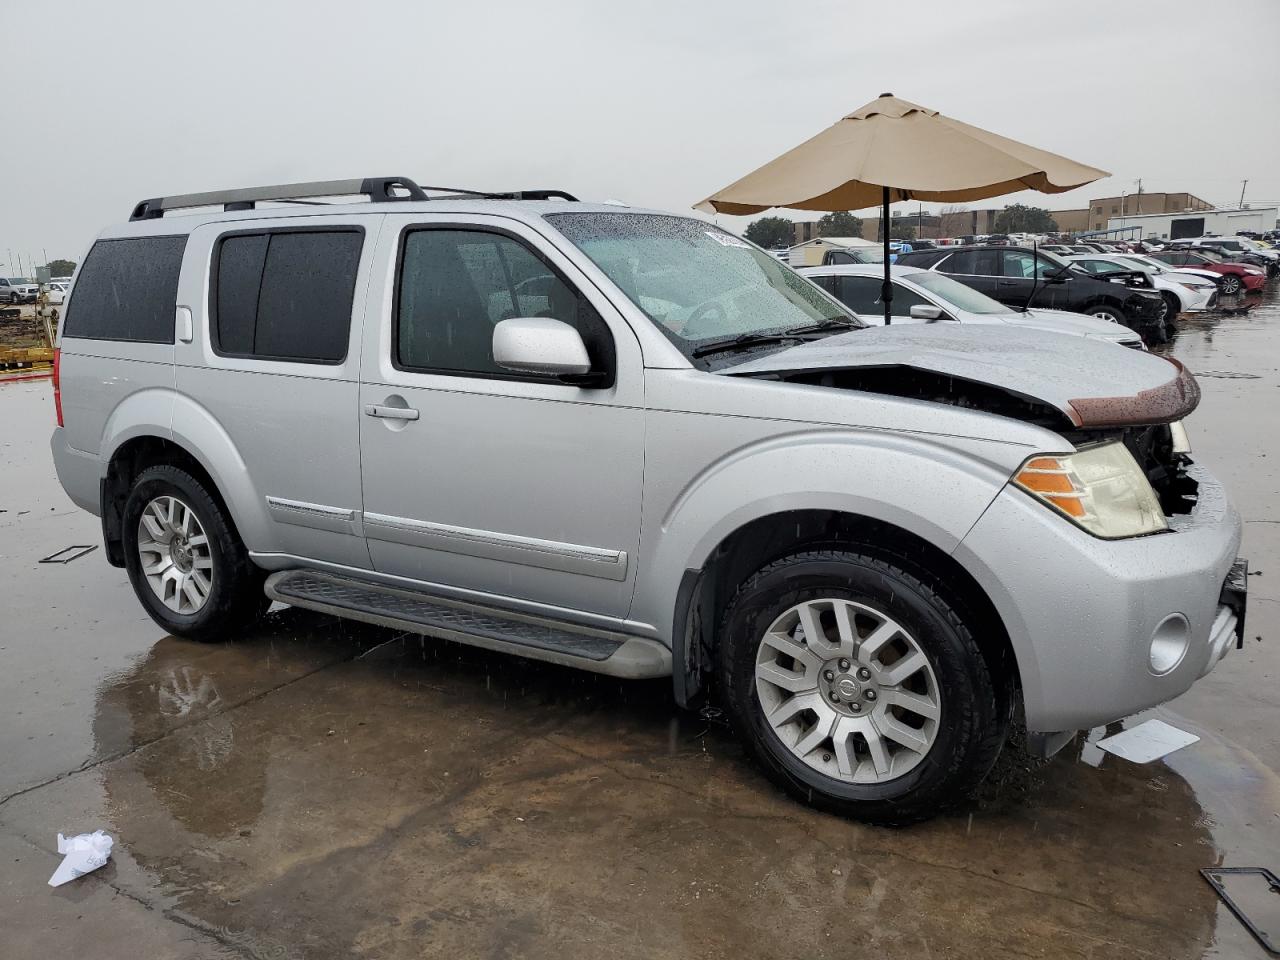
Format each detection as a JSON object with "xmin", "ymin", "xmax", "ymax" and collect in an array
[{"xmin": 1149, "ymin": 250, "xmax": 1267, "ymax": 295}]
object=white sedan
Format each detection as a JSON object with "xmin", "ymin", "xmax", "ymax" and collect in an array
[
  {"xmin": 1067, "ymin": 254, "xmax": 1218, "ymax": 317},
  {"xmin": 799, "ymin": 263, "xmax": 1145, "ymax": 348}
]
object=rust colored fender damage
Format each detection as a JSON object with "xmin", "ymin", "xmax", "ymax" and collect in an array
[{"xmin": 1067, "ymin": 358, "xmax": 1200, "ymax": 428}]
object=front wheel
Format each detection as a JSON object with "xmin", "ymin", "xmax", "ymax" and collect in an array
[
  {"xmin": 122, "ymin": 464, "xmax": 268, "ymax": 641},
  {"xmin": 1160, "ymin": 292, "xmax": 1181, "ymax": 327},
  {"xmin": 1088, "ymin": 304, "xmax": 1125, "ymax": 324},
  {"xmin": 1219, "ymin": 275, "xmax": 1242, "ymax": 295},
  {"xmin": 718, "ymin": 549, "xmax": 1008, "ymax": 825}
]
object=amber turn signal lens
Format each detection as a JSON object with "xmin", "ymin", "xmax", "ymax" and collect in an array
[{"xmin": 1014, "ymin": 457, "xmax": 1086, "ymax": 518}]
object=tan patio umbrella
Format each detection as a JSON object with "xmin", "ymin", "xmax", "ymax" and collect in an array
[{"xmin": 695, "ymin": 93, "xmax": 1108, "ymax": 324}]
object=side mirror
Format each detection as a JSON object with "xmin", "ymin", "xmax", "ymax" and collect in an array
[
  {"xmin": 909, "ymin": 304, "xmax": 945, "ymax": 321},
  {"xmin": 492, "ymin": 317, "xmax": 593, "ymax": 378}
]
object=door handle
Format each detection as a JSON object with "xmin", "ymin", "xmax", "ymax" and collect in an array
[{"xmin": 364, "ymin": 404, "xmax": 420, "ymax": 421}]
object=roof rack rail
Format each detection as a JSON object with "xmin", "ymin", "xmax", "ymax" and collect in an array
[{"xmin": 128, "ymin": 176, "xmax": 429, "ymax": 221}]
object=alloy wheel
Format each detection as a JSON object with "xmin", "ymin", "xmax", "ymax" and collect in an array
[
  {"xmin": 754, "ymin": 598, "xmax": 941, "ymax": 784},
  {"xmin": 136, "ymin": 495, "xmax": 214, "ymax": 614}
]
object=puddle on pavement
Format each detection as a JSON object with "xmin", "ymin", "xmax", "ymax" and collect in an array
[{"xmin": 15, "ymin": 614, "xmax": 1225, "ymax": 957}]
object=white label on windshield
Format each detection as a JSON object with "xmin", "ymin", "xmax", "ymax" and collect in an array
[{"xmin": 705, "ymin": 231, "xmax": 751, "ymax": 249}]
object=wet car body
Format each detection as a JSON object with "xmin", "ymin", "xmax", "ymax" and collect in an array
[
  {"xmin": 897, "ymin": 244, "xmax": 1168, "ymax": 342},
  {"xmin": 798, "ymin": 262, "xmax": 1147, "ymax": 348},
  {"xmin": 51, "ymin": 194, "xmax": 1244, "ymax": 821}
]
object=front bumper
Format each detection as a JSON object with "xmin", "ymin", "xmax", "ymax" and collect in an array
[
  {"xmin": 1242, "ymin": 273, "xmax": 1267, "ymax": 291},
  {"xmin": 953, "ymin": 462, "xmax": 1243, "ymax": 732}
]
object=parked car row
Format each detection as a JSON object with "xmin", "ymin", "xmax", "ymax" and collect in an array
[{"xmin": 893, "ymin": 244, "xmax": 1171, "ymax": 343}]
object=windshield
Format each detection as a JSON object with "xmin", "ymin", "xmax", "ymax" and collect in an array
[
  {"xmin": 546, "ymin": 213, "xmax": 857, "ymax": 351},
  {"xmin": 1117, "ymin": 255, "xmax": 1163, "ymax": 273},
  {"xmin": 910, "ymin": 271, "xmax": 1013, "ymax": 315}
]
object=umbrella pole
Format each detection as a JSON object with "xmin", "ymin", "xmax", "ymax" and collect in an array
[{"xmin": 881, "ymin": 186, "xmax": 892, "ymax": 326}]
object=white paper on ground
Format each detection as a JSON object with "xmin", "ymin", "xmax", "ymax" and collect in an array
[
  {"xmin": 1096, "ymin": 719, "xmax": 1199, "ymax": 764},
  {"xmin": 48, "ymin": 830, "xmax": 114, "ymax": 887}
]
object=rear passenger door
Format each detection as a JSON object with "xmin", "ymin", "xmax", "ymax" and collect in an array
[
  {"xmin": 357, "ymin": 214, "xmax": 644, "ymax": 620},
  {"xmin": 934, "ymin": 249, "xmax": 1001, "ymax": 300},
  {"xmin": 822, "ymin": 275, "xmax": 935, "ymax": 325},
  {"xmin": 177, "ymin": 217, "xmax": 379, "ymax": 569}
]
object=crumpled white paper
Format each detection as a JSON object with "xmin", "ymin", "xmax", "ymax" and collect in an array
[{"xmin": 48, "ymin": 830, "xmax": 114, "ymax": 887}]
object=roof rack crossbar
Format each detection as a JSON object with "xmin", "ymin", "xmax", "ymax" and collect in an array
[
  {"xmin": 129, "ymin": 176, "xmax": 429, "ymax": 221},
  {"xmin": 128, "ymin": 178, "xmax": 579, "ymax": 221}
]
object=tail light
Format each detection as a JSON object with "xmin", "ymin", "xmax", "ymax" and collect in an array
[{"xmin": 53, "ymin": 348, "xmax": 64, "ymax": 427}]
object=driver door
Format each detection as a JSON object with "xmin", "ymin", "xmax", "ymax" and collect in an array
[{"xmin": 357, "ymin": 215, "xmax": 645, "ymax": 620}]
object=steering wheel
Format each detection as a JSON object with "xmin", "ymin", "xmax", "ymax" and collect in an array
[{"xmin": 683, "ymin": 300, "xmax": 728, "ymax": 338}]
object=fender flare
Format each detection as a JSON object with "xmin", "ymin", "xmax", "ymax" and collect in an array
[
  {"xmin": 100, "ymin": 389, "xmax": 272, "ymax": 553},
  {"xmin": 633, "ymin": 429, "xmax": 1016, "ymax": 702}
]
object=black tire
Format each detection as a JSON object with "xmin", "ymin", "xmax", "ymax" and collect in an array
[
  {"xmin": 1219, "ymin": 274, "xmax": 1242, "ymax": 295},
  {"xmin": 121, "ymin": 464, "xmax": 268, "ymax": 642},
  {"xmin": 1087, "ymin": 304, "xmax": 1125, "ymax": 325},
  {"xmin": 718, "ymin": 549, "xmax": 1008, "ymax": 826},
  {"xmin": 1160, "ymin": 292, "xmax": 1181, "ymax": 327}
]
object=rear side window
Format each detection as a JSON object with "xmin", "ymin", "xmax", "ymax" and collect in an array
[
  {"xmin": 211, "ymin": 229, "xmax": 362, "ymax": 363},
  {"xmin": 938, "ymin": 249, "xmax": 998, "ymax": 276},
  {"xmin": 62, "ymin": 236, "xmax": 185, "ymax": 342}
]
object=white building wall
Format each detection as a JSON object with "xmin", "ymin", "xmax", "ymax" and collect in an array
[{"xmin": 1107, "ymin": 207, "xmax": 1279, "ymax": 239}]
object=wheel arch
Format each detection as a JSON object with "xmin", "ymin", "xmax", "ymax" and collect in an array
[
  {"xmin": 670, "ymin": 508, "xmax": 1020, "ymax": 716},
  {"xmin": 102, "ymin": 396, "xmax": 271, "ymax": 566}
]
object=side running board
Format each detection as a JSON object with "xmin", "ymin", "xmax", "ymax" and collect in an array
[{"xmin": 265, "ymin": 570, "xmax": 671, "ymax": 679}]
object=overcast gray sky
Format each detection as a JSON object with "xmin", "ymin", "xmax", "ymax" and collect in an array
[{"xmin": 2, "ymin": 0, "xmax": 1278, "ymax": 268}]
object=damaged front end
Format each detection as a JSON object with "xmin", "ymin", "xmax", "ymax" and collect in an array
[{"xmin": 722, "ymin": 328, "xmax": 1204, "ymax": 523}]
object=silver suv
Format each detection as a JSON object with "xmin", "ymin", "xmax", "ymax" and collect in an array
[{"xmin": 52, "ymin": 177, "xmax": 1246, "ymax": 824}]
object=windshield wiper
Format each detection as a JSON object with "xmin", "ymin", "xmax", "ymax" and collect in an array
[
  {"xmin": 783, "ymin": 317, "xmax": 861, "ymax": 335},
  {"xmin": 691, "ymin": 332, "xmax": 809, "ymax": 358},
  {"xmin": 691, "ymin": 317, "xmax": 859, "ymax": 359}
]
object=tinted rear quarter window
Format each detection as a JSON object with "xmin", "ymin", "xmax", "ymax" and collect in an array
[
  {"xmin": 211, "ymin": 229, "xmax": 362, "ymax": 363},
  {"xmin": 63, "ymin": 236, "xmax": 186, "ymax": 342}
]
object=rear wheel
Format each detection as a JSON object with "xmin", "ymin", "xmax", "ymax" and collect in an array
[
  {"xmin": 718, "ymin": 549, "xmax": 1008, "ymax": 825},
  {"xmin": 122, "ymin": 465, "xmax": 268, "ymax": 642}
]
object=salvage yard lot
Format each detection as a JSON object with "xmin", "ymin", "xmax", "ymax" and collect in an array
[{"xmin": 1, "ymin": 293, "xmax": 1277, "ymax": 959}]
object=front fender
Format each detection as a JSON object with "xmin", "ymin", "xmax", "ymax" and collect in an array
[{"xmin": 631, "ymin": 428, "xmax": 1015, "ymax": 644}]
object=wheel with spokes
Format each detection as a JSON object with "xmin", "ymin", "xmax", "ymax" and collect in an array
[
  {"xmin": 122, "ymin": 465, "xmax": 267, "ymax": 641},
  {"xmin": 719, "ymin": 549, "xmax": 1007, "ymax": 824}
]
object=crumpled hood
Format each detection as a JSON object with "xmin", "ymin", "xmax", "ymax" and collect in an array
[{"xmin": 720, "ymin": 324, "xmax": 1198, "ymax": 428}]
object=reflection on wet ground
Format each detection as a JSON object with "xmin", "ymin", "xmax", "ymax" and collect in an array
[{"xmin": 1, "ymin": 288, "xmax": 1278, "ymax": 959}]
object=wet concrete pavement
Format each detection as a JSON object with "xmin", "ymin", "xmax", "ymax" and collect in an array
[{"xmin": 2, "ymin": 292, "xmax": 1278, "ymax": 959}]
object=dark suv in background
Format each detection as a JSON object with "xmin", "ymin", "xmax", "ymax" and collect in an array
[{"xmin": 896, "ymin": 245, "xmax": 1169, "ymax": 343}]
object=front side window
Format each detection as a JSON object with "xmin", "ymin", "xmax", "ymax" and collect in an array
[
  {"xmin": 396, "ymin": 228, "xmax": 613, "ymax": 380},
  {"xmin": 911, "ymin": 272, "xmax": 1012, "ymax": 315},
  {"xmin": 545, "ymin": 213, "xmax": 853, "ymax": 353},
  {"xmin": 211, "ymin": 229, "xmax": 361, "ymax": 363},
  {"xmin": 62, "ymin": 236, "xmax": 186, "ymax": 342}
]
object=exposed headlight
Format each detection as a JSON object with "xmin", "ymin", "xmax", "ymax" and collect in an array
[
  {"xmin": 1013, "ymin": 441, "xmax": 1167, "ymax": 539},
  {"xmin": 1168, "ymin": 420, "xmax": 1191, "ymax": 455}
]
